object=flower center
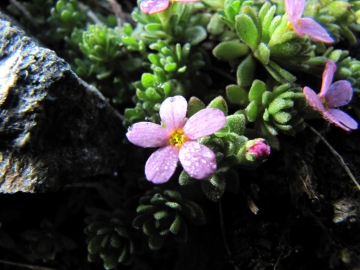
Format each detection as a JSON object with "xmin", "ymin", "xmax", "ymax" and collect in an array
[{"xmin": 169, "ymin": 129, "xmax": 188, "ymax": 148}]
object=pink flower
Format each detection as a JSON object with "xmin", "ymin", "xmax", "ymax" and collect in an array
[
  {"xmin": 247, "ymin": 140, "xmax": 271, "ymax": 161},
  {"xmin": 140, "ymin": 0, "xmax": 200, "ymax": 14},
  {"xmin": 126, "ymin": 96, "xmax": 226, "ymax": 183},
  {"xmin": 303, "ymin": 61, "xmax": 358, "ymax": 131},
  {"xmin": 285, "ymin": 0, "xmax": 334, "ymax": 43}
]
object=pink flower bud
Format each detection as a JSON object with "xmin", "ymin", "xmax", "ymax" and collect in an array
[{"xmin": 246, "ymin": 139, "xmax": 271, "ymax": 162}]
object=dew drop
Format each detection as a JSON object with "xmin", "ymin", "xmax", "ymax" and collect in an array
[
  {"xmin": 170, "ymin": 97, "xmax": 175, "ymax": 102},
  {"xmin": 128, "ymin": 125, "xmax": 134, "ymax": 131}
]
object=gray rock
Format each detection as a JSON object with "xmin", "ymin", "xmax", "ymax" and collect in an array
[{"xmin": 0, "ymin": 18, "xmax": 124, "ymax": 193}]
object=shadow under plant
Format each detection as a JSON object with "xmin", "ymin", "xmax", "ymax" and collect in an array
[{"xmin": 0, "ymin": 0, "xmax": 360, "ymax": 269}]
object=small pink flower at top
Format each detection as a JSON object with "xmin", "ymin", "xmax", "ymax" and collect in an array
[
  {"xmin": 140, "ymin": 0, "xmax": 200, "ymax": 14},
  {"xmin": 126, "ymin": 95, "xmax": 226, "ymax": 184},
  {"xmin": 285, "ymin": 0, "xmax": 334, "ymax": 43},
  {"xmin": 303, "ymin": 61, "xmax": 358, "ymax": 131}
]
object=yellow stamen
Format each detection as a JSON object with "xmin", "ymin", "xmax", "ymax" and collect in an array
[{"xmin": 169, "ymin": 129, "xmax": 188, "ymax": 148}]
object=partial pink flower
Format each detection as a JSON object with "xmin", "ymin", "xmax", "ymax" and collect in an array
[
  {"xmin": 285, "ymin": 0, "xmax": 334, "ymax": 43},
  {"xmin": 247, "ymin": 140, "xmax": 271, "ymax": 161},
  {"xmin": 126, "ymin": 96, "xmax": 226, "ymax": 184},
  {"xmin": 140, "ymin": 0, "xmax": 200, "ymax": 14},
  {"xmin": 303, "ymin": 61, "xmax": 358, "ymax": 131}
]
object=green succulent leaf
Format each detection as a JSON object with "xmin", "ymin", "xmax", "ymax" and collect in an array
[
  {"xmin": 213, "ymin": 41, "xmax": 250, "ymax": 61},
  {"xmin": 248, "ymin": 80, "xmax": 266, "ymax": 103},
  {"xmin": 148, "ymin": 235, "xmax": 164, "ymax": 250},
  {"xmin": 170, "ymin": 215, "xmax": 182, "ymax": 234},
  {"xmin": 235, "ymin": 14, "xmax": 260, "ymax": 51},
  {"xmin": 201, "ymin": 175, "xmax": 226, "ymax": 202},
  {"xmin": 254, "ymin": 42, "xmax": 270, "ymax": 65},
  {"xmin": 226, "ymin": 85, "xmax": 248, "ymax": 106},
  {"xmin": 207, "ymin": 96, "xmax": 228, "ymax": 116},
  {"xmin": 184, "ymin": 26, "xmax": 207, "ymax": 45},
  {"xmin": 237, "ymin": 54, "xmax": 256, "ymax": 87},
  {"xmin": 187, "ymin": 97, "xmax": 205, "ymax": 117},
  {"xmin": 245, "ymin": 100, "xmax": 259, "ymax": 122},
  {"xmin": 226, "ymin": 114, "xmax": 246, "ymax": 135}
]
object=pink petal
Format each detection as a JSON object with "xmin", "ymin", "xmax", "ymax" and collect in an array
[
  {"xmin": 179, "ymin": 141, "xmax": 217, "ymax": 179},
  {"xmin": 324, "ymin": 109, "xmax": 358, "ymax": 131},
  {"xmin": 303, "ymin": 87, "xmax": 325, "ymax": 112},
  {"xmin": 324, "ymin": 80, "xmax": 353, "ymax": 108},
  {"xmin": 183, "ymin": 108, "xmax": 226, "ymax": 140},
  {"xmin": 319, "ymin": 61, "xmax": 337, "ymax": 97},
  {"xmin": 159, "ymin": 96, "xmax": 187, "ymax": 131},
  {"xmin": 140, "ymin": 0, "xmax": 169, "ymax": 14},
  {"xmin": 145, "ymin": 146, "xmax": 179, "ymax": 183},
  {"xmin": 126, "ymin": 122, "xmax": 169, "ymax": 148},
  {"xmin": 285, "ymin": 0, "xmax": 304, "ymax": 21},
  {"xmin": 295, "ymin": 18, "xmax": 334, "ymax": 43}
]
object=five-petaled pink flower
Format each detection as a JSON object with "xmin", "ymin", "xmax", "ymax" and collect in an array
[
  {"xmin": 140, "ymin": 0, "xmax": 199, "ymax": 14},
  {"xmin": 285, "ymin": 0, "xmax": 334, "ymax": 43},
  {"xmin": 303, "ymin": 61, "xmax": 358, "ymax": 131},
  {"xmin": 126, "ymin": 95, "xmax": 226, "ymax": 184}
]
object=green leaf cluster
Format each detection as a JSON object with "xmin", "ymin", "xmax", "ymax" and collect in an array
[
  {"xmin": 133, "ymin": 187, "xmax": 205, "ymax": 250},
  {"xmin": 85, "ymin": 210, "xmax": 141, "ymax": 269},
  {"xmin": 243, "ymin": 81, "xmax": 305, "ymax": 136},
  {"xmin": 47, "ymin": 0, "xmax": 88, "ymax": 40},
  {"xmin": 124, "ymin": 41, "xmax": 210, "ymax": 126},
  {"xmin": 132, "ymin": 1, "xmax": 207, "ymax": 45},
  {"xmin": 179, "ymin": 96, "xmax": 246, "ymax": 201}
]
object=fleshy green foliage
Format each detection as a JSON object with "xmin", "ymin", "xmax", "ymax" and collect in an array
[
  {"xmin": 308, "ymin": 0, "xmax": 360, "ymax": 43},
  {"xmin": 75, "ymin": 25, "xmax": 122, "ymax": 80},
  {"xmin": 214, "ymin": 2, "xmax": 316, "ymax": 84},
  {"xmin": 124, "ymin": 41, "xmax": 210, "ymax": 126},
  {"xmin": 20, "ymin": 219, "xmax": 76, "ymax": 262},
  {"xmin": 245, "ymin": 81, "xmax": 305, "ymax": 136},
  {"xmin": 66, "ymin": 24, "xmax": 142, "ymax": 101},
  {"xmin": 132, "ymin": 0, "xmax": 207, "ymax": 45},
  {"xmin": 133, "ymin": 187, "xmax": 205, "ymax": 250},
  {"xmin": 179, "ymin": 96, "xmax": 246, "ymax": 201},
  {"xmin": 47, "ymin": 0, "xmax": 88, "ymax": 40},
  {"xmin": 84, "ymin": 210, "xmax": 141, "ymax": 269}
]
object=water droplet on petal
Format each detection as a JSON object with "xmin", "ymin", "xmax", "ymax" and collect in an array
[
  {"xmin": 170, "ymin": 97, "xmax": 175, "ymax": 102},
  {"xmin": 128, "ymin": 125, "xmax": 134, "ymax": 131}
]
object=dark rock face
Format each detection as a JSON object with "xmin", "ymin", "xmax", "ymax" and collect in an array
[{"xmin": 0, "ymin": 19, "xmax": 124, "ymax": 193}]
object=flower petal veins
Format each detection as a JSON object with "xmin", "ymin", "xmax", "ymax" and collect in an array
[
  {"xmin": 145, "ymin": 145, "xmax": 179, "ymax": 183},
  {"xmin": 179, "ymin": 141, "xmax": 217, "ymax": 179},
  {"xmin": 126, "ymin": 122, "xmax": 169, "ymax": 148},
  {"xmin": 184, "ymin": 108, "xmax": 226, "ymax": 140},
  {"xmin": 159, "ymin": 95, "xmax": 187, "ymax": 131}
]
